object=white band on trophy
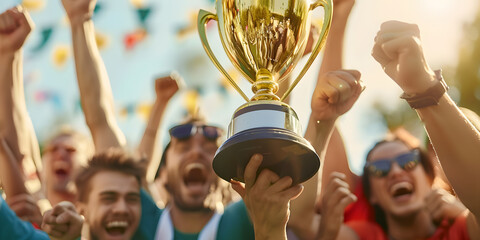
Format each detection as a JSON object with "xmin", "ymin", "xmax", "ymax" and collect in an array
[{"xmin": 230, "ymin": 108, "xmax": 301, "ymax": 136}]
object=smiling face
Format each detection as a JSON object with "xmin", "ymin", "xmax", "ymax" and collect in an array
[
  {"xmin": 43, "ymin": 135, "xmax": 88, "ymax": 193},
  {"xmin": 367, "ymin": 141, "xmax": 432, "ymax": 218},
  {"xmin": 164, "ymin": 123, "xmax": 220, "ymax": 212},
  {"xmin": 79, "ymin": 171, "xmax": 141, "ymax": 240}
]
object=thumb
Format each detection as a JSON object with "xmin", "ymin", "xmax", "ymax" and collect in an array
[{"xmin": 230, "ymin": 180, "xmax": 246, "ymax": 198}]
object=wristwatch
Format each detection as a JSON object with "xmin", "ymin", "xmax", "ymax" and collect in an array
[{"xmin": 400, "ymin": 70, "xmax": 449, "ymax": 109}]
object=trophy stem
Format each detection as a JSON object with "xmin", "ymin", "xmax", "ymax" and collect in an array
[{"xmin": 251, "ymin": 68, "xmax": 280, "ymax": 101}]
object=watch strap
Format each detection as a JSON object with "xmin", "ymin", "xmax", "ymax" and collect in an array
[{"xmin": 400, "ymin": 70, "xmax": 448, "ymax": 109}]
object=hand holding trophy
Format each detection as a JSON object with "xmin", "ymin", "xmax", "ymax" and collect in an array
[{"xmin": 198, "ymin": 0, "xmax": 333, "ymax": 184}]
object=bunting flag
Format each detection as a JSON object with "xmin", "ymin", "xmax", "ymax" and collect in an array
[
  {"xmin": 22, "ymin": 0, "xmax": 45, "ymax": 11},
  {"xmin": 52, "ymin": 45, "xmax": 70, "ymax": 68},
  {"xmin": 136, "ymin": 6, "xmax": 152, "ymax": 29},
  {"xmin": 74, "ymin": 98, "xmax": 82, "ymax": 113},
  {"xmin": 95, "ymin": 31, "xmax": 110, "ymax": 50},
  {"xmin": 124, "ymin": 28, "xmax": 147, "ymax": 50},
  {"xmin": 34, "ymin": 90, "xmax": 62, "ymax": 109},
  {"xmin": 183, "ymin": 89, "xmax": 200, "ymax": 116},
  {"xmin": 130, "ymin": 0, "xmax": 146, "ymax": 8},
  {"xmin": 176, "ymin": 11, "xmax": 199, "ymax": 39},
  {"xmin": 137, "ymin": 103, "xmax": 152, "ymax": 121},
  {"xmin": 93, "ymin": 2, "xmax": 102, "ymax": 15},
  {"xmin": 119, "ymin": 102, "xmax": 153, "ymax": 121},
  {"xmin": 120, "ymin": 103, "xmax": 137, "ymax": 118},
  {"xmin": 219, "ymin": 68, "xmax": 240, "ymax": 95},
  {"xmin": 24, "ymin": 70, "xmax": 41, "ymax": 86},
  {"xmin": 30, "ymin": 26, "xmax": 53, "ymax": 52}
]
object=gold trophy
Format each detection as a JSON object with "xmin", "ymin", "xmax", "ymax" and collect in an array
[{"xmin": 198, "ymin": 0, "xmax": 332, "ymax": 184}]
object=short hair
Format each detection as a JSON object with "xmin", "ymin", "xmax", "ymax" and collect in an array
[
  {"xmin": 43, "ymin": 126, "xmax": 94, "ymax": 164},
  {"xmin": 74, "ymin": 149, "xmax": 146, "ymax": 203}
]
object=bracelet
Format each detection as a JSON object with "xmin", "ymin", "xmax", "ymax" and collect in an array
[{"xmin": 400, "ymin": 70, "xmax": 448, "ymax": 109}]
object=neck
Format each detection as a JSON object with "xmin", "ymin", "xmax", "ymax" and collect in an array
[
  {"xmin": 386, "ymin": 210, "xmax": 435, "ymax": 240},
  {"xmin": 47, "ymin": 189, "xmax": 76, "ymax": 206},
  {"xmin": 170, "ymin": 203, "xmax": 215, "ymax": 234}
]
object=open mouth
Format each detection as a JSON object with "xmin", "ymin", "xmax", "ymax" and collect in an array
[
  {"xmin": 105, "ymin": 221, "xmax": 128, "ymax": 236},
  {"xmin": 183, "ymin": 163, "xmax": 207, "ymax": 188},
  {"xmin": 390, "ymin": 182, "xmax": 414, "ymax": 200},
  {"xmin": 53, "ymin": 164, "xmax": 70, "ymax": 179},
  {"xmin": 55, "ymin": 169, "xmax": 68, "ymax": 177}
]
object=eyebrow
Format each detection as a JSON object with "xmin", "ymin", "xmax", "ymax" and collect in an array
[
  {"xmin": 99, "ymin": 191, "xmax": 140, "ymax": 197},
  {"xmin": 99, "ymin": 191, "xmax": 118, "ymax": 197}
]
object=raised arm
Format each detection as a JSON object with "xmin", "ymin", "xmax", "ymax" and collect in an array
[
  {"xmin": 372, "ymin": 20, "xmax": 480, "ymax": 233},
  {"xmin": 288, "ymin": 0, "xmax": 357, "ymax": 238},
  {"xmin": 318, "ymin": 0, "xmax": 357, "ymax": 195},
  {"xmin": 138, "ymin": 75, "xmax": 178, "ymax": 181},
  {"xmin": 61, "ymin": 0, "xmax": 126, "ymax": 152},
  {"xmin": 0, "ymin": 7, "xmax": 41, "ymax": 181}
]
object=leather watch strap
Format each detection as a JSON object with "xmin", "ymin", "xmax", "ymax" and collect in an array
[{"xmin": 400, "ymin": 70, "xmax": 449, "ymax": 109}]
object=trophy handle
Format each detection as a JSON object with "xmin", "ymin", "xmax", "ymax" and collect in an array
[
  {"xmin": 280, "ymin": 0, "xmax": 333, "ymax": 102},
  {"xmin": 197, "ymin": 10, "xmax": 250, "ymax": 102}
]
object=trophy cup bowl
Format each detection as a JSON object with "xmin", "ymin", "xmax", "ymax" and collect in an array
[{"xmin": 198, "ymin": 0, "xmax": 332, "ymax": 184}]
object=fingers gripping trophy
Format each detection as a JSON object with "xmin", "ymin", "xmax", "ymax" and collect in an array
[{"xmin": 198, "ymin": 0, "xmax": 332, "ymax": 184}]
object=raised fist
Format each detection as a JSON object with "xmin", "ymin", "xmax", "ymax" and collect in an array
[
  {"xmin": 311, "ymin": 70, "xmax": 364, "ymax": 121},
  {"xmin": 61, "ymin": 0, "xmax": 97, "ymax": 24},
  {"xmin": 0, "ymin": 7, "xmax": 34, "ymax": 54},
  {"xmin": 372, "ymin": 21, "xmax": 437, "ymax": 95}
]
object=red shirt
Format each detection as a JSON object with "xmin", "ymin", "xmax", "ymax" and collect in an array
[
  {"xmin": 344, "ymin": 181, "xmax": 375, "ymax": 223},
  {"xmin": 346, "ymin": 212, "xmax": 469, "ymax": 240}
]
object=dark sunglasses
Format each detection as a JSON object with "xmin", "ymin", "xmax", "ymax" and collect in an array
[
  {"xmin": 364, "ymin": 149, "xmax": 420, "ymax": 178},
  {"xmin": 169, "ymin": 123, "xmax": 222, "ymax": 141}
]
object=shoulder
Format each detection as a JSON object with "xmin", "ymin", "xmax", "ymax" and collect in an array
[
  {"xmin": 133, "ymin": 189, "xmax": 164, "ymax": 240},
  {"xmin": 217, "ymin": 200, "xmax": 254, "ymax": 240},
  {"xmin": 0, "ymin": 197, "xmax": 49, "ymax": 240}
]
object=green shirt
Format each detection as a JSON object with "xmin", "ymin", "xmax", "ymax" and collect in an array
[
  {"xmin": 174, "ymin": 229, "xmax": 199, "ymax": 240},
  {"xmin": 133, "ymin": 190, "xmax": 254, "ymax": 240}
]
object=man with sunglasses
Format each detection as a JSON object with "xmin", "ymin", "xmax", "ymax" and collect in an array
[{"xmin": 131, "ymin": 117, "xmax": 254, "ymax": 240}]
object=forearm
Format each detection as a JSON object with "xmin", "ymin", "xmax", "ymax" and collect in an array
[
  {"xmin": 70, "ymin": 20, "xmax": 125, "ymax": 152},
  {"xmin": 321, "ymin": 127, "xmax": 356, "ymax": 198},
  {"xmin": 138, "ymin": 99, "xmax": 168, "ymax": 181},
  {"xmin": 318, "ymin": 5, "xmax": 351, "ymax": 75},
  {"xmin": 289, "ymin": 116, "xmax": 337, "ymax": 239},
  {"xmin": 288, "ymin": 8, "xmax": 353, "ymax": 234},
  {"xmin": 0, "ymin": 53, "xmax": 23, "ymax": 163},
  {"xmin": 254, "ymin": 226, "xmax": 287, "ymax": 240},
  {"xmin": 0, "ymin": 54, "xmax": 28, "ymax": 193},
  {"xmin": 416, "ymin": 94, "xmax": 480, "ymax": 216},
  {"xmin": 0, "ymin": 142, "xmax": 28, "ymax": 197},
  {"xmin": 13, "ymin": 51, "xmax": 42, "ymax": 178}
]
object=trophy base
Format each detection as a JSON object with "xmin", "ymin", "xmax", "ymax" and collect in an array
[{"xmin": 213, "ymin": 127, "xmax": 320, "ymax": 185}]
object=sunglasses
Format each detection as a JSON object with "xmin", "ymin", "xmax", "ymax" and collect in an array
[
  {"xmin": 169, "ymin": 123, "xmax": 222, "ymax": 141},
  {"xmin": 364, "ymin": 149, "xmax": 420, "ymax": 178}
]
